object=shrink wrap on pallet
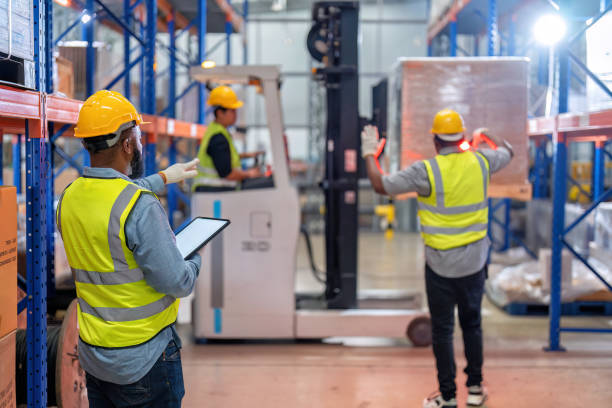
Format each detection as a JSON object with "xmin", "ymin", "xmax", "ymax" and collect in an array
[{"xmin": 387, "ymin": 57, "xmax": 531, "ymax": 199}]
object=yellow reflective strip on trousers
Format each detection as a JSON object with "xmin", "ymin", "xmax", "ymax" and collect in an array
[{"xmin": 417, "ymin": 151, "xmax": 489, "ymax": 250}]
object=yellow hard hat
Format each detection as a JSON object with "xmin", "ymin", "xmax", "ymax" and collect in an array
[
  {"xmin": 74, "ymin": 90, "xmax": 146, "ymax": 138},
  {"xmin": 207, "ymin": 86, "xmax": 244, "ymax": 109},
  {"xmin": 430, "ymin": 109, "xmax": 466, "ymax": 141}
]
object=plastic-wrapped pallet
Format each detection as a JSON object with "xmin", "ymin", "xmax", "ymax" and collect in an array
[
  {"xmin": 487, "ymin": 255, "xmax": 612, "ymax": 306},
  {"xmin": 594, "ymin": 203, "xmax": 612, "ymax": 252},
  {"xmin": 387, "ymin": 57, "xmax": 531, "ymax": 200},
  {"xmin": 526, "ymin": 200, "xmax": 593, "ymax": 256}
]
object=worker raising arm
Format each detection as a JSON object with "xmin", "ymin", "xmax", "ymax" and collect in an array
[
  {"xmin": 57, "ymin": 90, "xmax": 200, "ymax": 408},
  {"xmin": 193, "ymin": 85, "xmax": 263, "ymax": 192},
  {"xmin": 361, "ymin": 109, "xmax": 513, "ymax": 408}
]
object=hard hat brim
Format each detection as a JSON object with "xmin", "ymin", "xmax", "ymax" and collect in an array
[
  {"xmin": 434, "ymin": 132, "xmax": 465, "ymax": 141},
  {"xmin": 208, "ymin": 100, "xmax": 244, "ymax": 110}
]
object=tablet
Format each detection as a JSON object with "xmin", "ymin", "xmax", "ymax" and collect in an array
[{"xmin": 175, "ymin": 217, "xmax": 230, "ymax": 259}]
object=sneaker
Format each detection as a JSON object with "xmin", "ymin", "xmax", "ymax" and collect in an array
[
  {"xmin": 422, "ymin": 392, "xmax": 457, "ymax": 408},
  {"xmin": 466, "ymin": 385, "xmax": 488, "ymax": 406}
]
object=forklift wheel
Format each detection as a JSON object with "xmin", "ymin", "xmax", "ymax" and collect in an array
[{"xmin": 406, "ymin": 316, "xmax": 432, "ymax": 347}]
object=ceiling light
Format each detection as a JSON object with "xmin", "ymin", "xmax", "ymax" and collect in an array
[{"xmin": 533, "ymin": 14, "xmax": 566, "ymax": 46}]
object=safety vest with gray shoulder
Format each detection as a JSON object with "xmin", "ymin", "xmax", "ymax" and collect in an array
[
  {"xmin": 193, "ymin": 121, "xmax": 242, "ymax": 189},
  {"xmin": 57, "ymin": 177, "xmax": 179, "ymax": 348},
  {"xmin": 417, "ymin": 151, "xmax": 490, "ymax": 250}
]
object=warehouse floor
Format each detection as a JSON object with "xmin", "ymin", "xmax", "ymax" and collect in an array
[{"xmin": 178, "ymin": 233, "xmax": 612, "ymax": 407}]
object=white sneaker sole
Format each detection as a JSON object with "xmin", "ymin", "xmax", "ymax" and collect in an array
[{"xmin": 466, "ymin": 394, "xmax": 487, "ymax": 407}]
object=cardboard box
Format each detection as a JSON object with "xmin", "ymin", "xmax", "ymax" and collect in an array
[
  {"xmin": 0, "ymin": 331, "xmax": 16, "ymax": 408},
  {"xmin": 0, "ymin": 186, "xmax": 17, "ymax": 339},
  {"xmin": 388, "ymin": 57, "xmax": 531, "ymax": 199},
  {"xmin": 55, "ymin": 56, "xmax": 75, "ymax": 99},
  {"xmin": 539, "ymin": 248, "xmax": 573, "ymax": 292}
]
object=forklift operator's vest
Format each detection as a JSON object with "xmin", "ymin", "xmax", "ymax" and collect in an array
[
  {"xmin": 193, "ymin": 122, "xmax": 242, "ymax": 190},
  {"xmin": 57, "ymin": 177, "xmax": 179, "ymax": 348},
  {"xmin": 417, "ymin": 151, "xmax": 490, "ymax": 251}
]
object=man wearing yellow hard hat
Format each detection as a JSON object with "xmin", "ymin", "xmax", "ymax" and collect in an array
[
  {"xmin": 361, "ymin": 109, "xmax": 514, "ymax": 408},
  {"xmin": 57, "ymin": 90, "xmax": 201, "ymax": 407},
  {"xmin": 193, "ymin": 85, "xmax": 264, "ymax": 191}
]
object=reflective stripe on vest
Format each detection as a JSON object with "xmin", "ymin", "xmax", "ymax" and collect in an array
[
  {"xmin": 193, "ymin": 121, "xmax": 241, "ymax": 190},
  {"xmin": 417, "ymin": 151, "xmax": 490, "ymax": 250},
  {"xmin": 58, "ymin": 176, "xmax": 179, "ymax": 348}
]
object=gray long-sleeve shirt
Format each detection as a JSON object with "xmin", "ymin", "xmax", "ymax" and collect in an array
[
  {"xmin": 382, "ymin": 147, "xmax": 512, "ymax": 278},
  {"xmin": 75, "ymin": 167, "xmax": 201, "ymax": 384}
]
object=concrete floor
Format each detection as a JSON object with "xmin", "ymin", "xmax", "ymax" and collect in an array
[{"xmin": 179, "ymin": 233, "xmax": 612, "ymax": 407}]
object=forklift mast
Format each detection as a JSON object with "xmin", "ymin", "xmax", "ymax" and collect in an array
[{"xmin": 308, "ymin": 1, "xmax": 360, "ymax": 309}]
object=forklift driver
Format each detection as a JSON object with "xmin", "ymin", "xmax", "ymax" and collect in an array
[{"xmin": 193, "ymin": 85, "xmax": 270, "ymax": 192}]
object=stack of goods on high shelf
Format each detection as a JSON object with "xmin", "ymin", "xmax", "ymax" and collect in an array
[
  {"xmin": 486, "ymin": 201, "xmax": 612, "ymax": 316},
  {"xmin": 0, "ymin": 0, "xmax": 35, "ymax": 88}
]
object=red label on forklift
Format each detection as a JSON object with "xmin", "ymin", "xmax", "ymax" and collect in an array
[
  {"xmin": 345, "ymin": 191, "xmax": 356, "ymax": 204},
  {"xmin": 345, "ymin": 149, "xmax": 357, "ymax": 173}
]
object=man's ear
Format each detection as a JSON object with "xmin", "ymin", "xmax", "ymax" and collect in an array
[{"xmin": 122, "ymin": 136, "xmax": 132, "ymax": 155}]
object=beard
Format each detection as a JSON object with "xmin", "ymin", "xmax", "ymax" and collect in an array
[{"xmin": 129, "ymin": 148, "xmax": 144, "ymax": 179}]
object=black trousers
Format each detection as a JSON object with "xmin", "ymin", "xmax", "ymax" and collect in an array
[{"xmin": 425, "ymin": 263, "xmax": 486, "ymax": 401}]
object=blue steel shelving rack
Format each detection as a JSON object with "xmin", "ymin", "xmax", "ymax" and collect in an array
[
  {"xmin": 542, "ymin": 0, "xmax": 612, "ymax": 351},
  {"xmin": 4, "ymin": 0, "xmax": 249, "ymax": 406}
]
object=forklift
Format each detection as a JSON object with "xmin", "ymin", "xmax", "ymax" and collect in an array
[{"xmin": 189, "ymin": 1, "xmax": 431, "ymax": 346}]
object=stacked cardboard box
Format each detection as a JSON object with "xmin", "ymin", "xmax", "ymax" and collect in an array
[{"xmin": 0, "ymin": 186, "xmax": 17, "ymax": 408}]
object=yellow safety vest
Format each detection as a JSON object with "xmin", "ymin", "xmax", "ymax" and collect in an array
[
  {"xmin": 57, "ymin": 176, "xmax": 179, "ymax": 348},
  {"xmin": 192, "ymin": 121, "xmax": 242, "ymax": 190},
  {"xmin": 417, "ymin": 151, "xmax": 490, "ymax": 250}
]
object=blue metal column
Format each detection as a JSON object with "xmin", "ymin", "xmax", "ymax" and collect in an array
[
  {"xmin": 427, "ymin": 42, "xmax": 433, "ymax": 57},
  {"xmin": 25, "ymin": 122, "xmax": 49, "ymax": 408},
  {"xmin": 169, "ymin": 11, "xmax": 176, "ymax": 118},
  {"xmin": 474, "ymin": 35, "xmax": 479, "ymax": 56},
  {"xmin": 449, "ymin": 20, "xmax": 457, "ymax": 57},
  {"xmin": 198, "ymin": 0, "xmax": 207, "ymax": 124},
  {"xmin": 144, "ymin": 0, "xmax": 157, "ymax": 176},
  {"xmin": 124, "ymin": 0, "xmax": 132, "ymax": 99},
  {"xmin": 45, "ymin": 0, "xmax": 56, "ymax": 302},
  {"xmin": 84, "ymin": 0, "xmax": 95, "ymax": 96},
  {"xmin": 140, "ymin": 20, "xmax": 146, "ymax": 111},
  {"xmin": 487, "ymin": 0, "xmax": 497, "ymax": 57},
  {"xmin": 548, "ymin": 126, "xmax": 567, "ymax": 351},
  {"xmin": 593, "ymin": 141, "xmax": 605, "ymax": 200},
  {"xmin": 28, "ymin": 0, "xmax": 50, "ymax": 403},
  {"xmin": 225, "ymin": 1, "xmax": 232, "ymax": 64},
  {"xmin": 548, "ymin": 0, "xmax": 571, "ymax": 351},
  {"xmin": 167, "ymin": 10, "xmax": 178, "ymax": 227},
  {"xmin": 13, "ymin": 135, "xmax": 22, "ymax": 193}
]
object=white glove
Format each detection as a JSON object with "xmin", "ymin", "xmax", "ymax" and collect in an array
[
  {"xmin": 160, "ymin": 158, "xmax": 200, "ymax": 184},
  {"xmin": 361, "ymin": 125, "xmax": 381, "ymax": 158}
]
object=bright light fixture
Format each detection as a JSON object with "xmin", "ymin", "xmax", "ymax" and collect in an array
[
  {"xmin": 201, "ymin": 60, "xmax": 216, "ymax": 69},
  {"xmin": 81, "ymin": 13, "xmax": 92, "ymax": 24},
  {"xmin": 54, "ymin": 0, "xmax": 70, "ymax": 7},
  {"xmin": 533, "ymin": 14, "xmax": 566, "ymax": 46}
]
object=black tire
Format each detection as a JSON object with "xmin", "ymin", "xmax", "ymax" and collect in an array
[{"xmin": 406, "ymin": 316, "xmax": 432, "ymax": 347}]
